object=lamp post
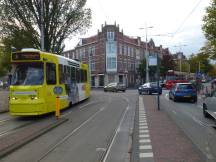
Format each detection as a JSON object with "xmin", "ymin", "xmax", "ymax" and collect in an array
[
  {"xmin": 140, "ymin": 24, "xmax": 153, "ymax": 83},
  {"xmin": 40, "ymin": 0, "xmax": 44, "ymax": 51}
]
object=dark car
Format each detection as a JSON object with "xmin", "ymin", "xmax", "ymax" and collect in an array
[
  {"xmin": 169, "ymin": 83, "xmax": 197, "ymax": 103},
  {"xmin": 104, "ymin": 82, "xmax": 126, "ymax": 92},
  {"xmin": 203, "ymin": 90, "xmax": 216, "ymax": 119},
  {"xmin": 138, "ymin": 82, "xmax": 162, "ymax": 95}
]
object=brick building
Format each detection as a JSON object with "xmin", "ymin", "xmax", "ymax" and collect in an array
[{"xmin": 63, "ymin": 23, "xmax": 171, "ymax": 87}]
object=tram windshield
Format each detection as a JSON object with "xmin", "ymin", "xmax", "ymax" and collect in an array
[{"xmin": 11, "ymin": 63, "xmax": 44, "ymax": 85}]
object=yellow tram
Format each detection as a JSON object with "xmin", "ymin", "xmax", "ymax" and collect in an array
[{"xmin": 9, "ymin": 48, "xmax": 90, "ymax": 116}]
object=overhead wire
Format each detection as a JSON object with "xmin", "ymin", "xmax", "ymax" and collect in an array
[{"xmin": 172, "ymin": 0, "xmax": 203, "ymax": 37}]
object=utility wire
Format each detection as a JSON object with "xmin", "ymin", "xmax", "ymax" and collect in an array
[{"xmin": 172, "ymin": 0, "xmax": 202, "ymax": 36}]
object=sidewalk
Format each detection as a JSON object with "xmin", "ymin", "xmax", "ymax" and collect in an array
[
  {"xmin": 0, "ymin": 90, "xmax": 9, "ymax": 113},
  {"xmin": 133, "ymin": 95, "xmax": 204, "ymax": 162}
]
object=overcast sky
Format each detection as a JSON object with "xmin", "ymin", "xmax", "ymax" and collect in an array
[{"xmin": 64, "ymin": 0, "xmax": 211, "ymax": 56}]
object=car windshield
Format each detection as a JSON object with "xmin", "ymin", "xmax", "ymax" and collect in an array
[
  {"xmin": 11, "ymin": 63, "xmax": 44, "ymax": 85},
  {"xmin": 178, "ymin": 84, "xmax": 194, "ymax": 89}
]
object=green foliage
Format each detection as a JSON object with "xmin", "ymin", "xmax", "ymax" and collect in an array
[
  {"xmin": 0, "ymin": 46, "xmax": 10, "ymax": 77},
  {"xmin": 160, "ymin": 54, "xmax": 176, "ymax": 78},
  {"xmin": 202, "ymin": 0, "xmax": 216, "ymax": 59},
  {"xmin": 0, "ymin": 0, "xmax": 92, "ymax": 54},
  {"xmin": 188, "ymin": 53, "xmax": 213, "ymax": 74},
  {"xmin": 138, "ymin": 59, "xmax": 146, "ymax": 81}
]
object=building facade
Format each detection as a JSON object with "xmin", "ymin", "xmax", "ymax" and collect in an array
[{"xmin": 63, "ymin": 23, "xmax": 171, "ymax": 87}]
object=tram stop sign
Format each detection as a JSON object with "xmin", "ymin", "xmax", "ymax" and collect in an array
[
  {"xmin": 54, "ymin": 86, "xmax": 63, "ymax": 95},
  {"xmin": 149, "ymin": 56, "xmax": 157, "ymax": 66}
]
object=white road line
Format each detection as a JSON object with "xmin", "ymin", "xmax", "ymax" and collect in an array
[
  {"xmin": 139, "ymin": 126, "xmax": 148, "ymax": 129},
  {"xmin": 172, "ymin": 110, "xmax": 177, "ymax": 115},
  {"xmin": 140, "ymin": 130, "xmax": 149, "ymax": 133},
  {"xmin": 140, "ymin": 139, "xmax": 151, "ymax": 143},
  {"xmin": 102, "ymin": 101, "xmax": 130, "ymax": 162},
  {"xmin": 139, "ymin": 152, "xmax": 154, "ymax": 158},
  {"xmin": 139, "ymin": 123, "xmax": 148, "ymax": 126},
  {"xmin": 140, "ymin": 145, "xmax": 152, "ymax": 150},
  {"xmin": 139, "ymin": 134, "xmax": 150, "ymax": 138}
]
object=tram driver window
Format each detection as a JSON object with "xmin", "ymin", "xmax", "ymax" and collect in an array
[{"xmin": 46, "ymin": 63, "xmax": 56, "ymax": 85}]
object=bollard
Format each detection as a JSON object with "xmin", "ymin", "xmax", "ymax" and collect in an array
[{"xmin": 55, "ymin": 96, "xmax": 60, "ymax": 119}]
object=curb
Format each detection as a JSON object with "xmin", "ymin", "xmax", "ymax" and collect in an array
[{"xmin": 0, "ymin": 117, "xmax": 68, "ymax": 158}]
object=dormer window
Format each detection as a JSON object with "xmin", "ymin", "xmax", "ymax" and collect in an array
[{"xmin": 107, "ymin": 31, "xmax": 115, "ymax": 41}]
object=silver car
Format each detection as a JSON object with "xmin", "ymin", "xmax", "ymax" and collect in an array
[{"xmin": 203, "ymin": 88, "xmax": 216, "ymax": 120}]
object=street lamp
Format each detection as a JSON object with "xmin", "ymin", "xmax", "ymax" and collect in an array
[
  {"xmin": 173, "ymin": 44, "xmax": 187, "ymax": 72},
  {"xmin": 140, "ymin": 24, "xmax": 153, "ymax": 83},
  {"xmin": 40, "ymin": 0, "xmax": 44, "ymax": 51}
]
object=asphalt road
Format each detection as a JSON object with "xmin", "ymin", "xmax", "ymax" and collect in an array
[
  {"xmin": 160, "ymin": 90, "xmax": 216, "ymax": 162},
  {"xmin": 0, "ymin": 90, "xmax": 137, "ymax": 162}
]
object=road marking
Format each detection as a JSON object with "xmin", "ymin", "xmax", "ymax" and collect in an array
[
  {"xmin": 139, "ymin": 134, "xmax": 150, "ymax": 138},
  {"xmin": 139, "ymin": 96, "xmax": 154, "ymax": 161},
  {"xmin": 102, "ymin": 97, "xmax": 130, "ymax": 162},
  {"xmin": 140, "ymin": 145, "xmax": 152, "ymax": 150},
  {"xmin": 140, "ymin": 130, "xmax": 149, "ymax": 133},
  {"xmin": 139, "ymin": 126, "xmax": 148, "ymax": 129},
  {"xmin": 139, "ymin": 123, "xmax": 147, "ymax": 126},
  {"xmin": 140, "ymin": 139, "xmax": 151, "ymax": 143},
  {"xmin": 172, "ymin": 110, "xmax": 177, "ymax": 115},
  {"xmin": 139, "ymin": 152, "xmax": 154, "ymax": 158}
]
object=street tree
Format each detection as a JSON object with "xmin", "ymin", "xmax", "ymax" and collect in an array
[
  {"xmin": 138, "ymin": 59, "xmax": 146, "ymax": 83},
  {"xmin": 202, "ymin": 0, "xmax": 216, "ymax": 59},
  {"xmin": 0, "ymin": 0, "xmax": 92, "ymax": 54},
  {"xmin": 160, "ymin": 54, "xmax": 175, "ymax": 78}
]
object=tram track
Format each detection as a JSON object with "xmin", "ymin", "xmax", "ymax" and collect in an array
[
  {"xmin": 0, "ymin": 121, "xmax": 34, "ymax": 137},
  {"xmin": 34, "ymin": 94, "xmax": 131, "ymax": 162},
  {"xmin": 35, "ymin": 95, "xmax": 112, "ymax": 162}
]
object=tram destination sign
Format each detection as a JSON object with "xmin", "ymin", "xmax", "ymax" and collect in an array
[{"xmin": 12, "ymin": 52, "xmax": 40, "ymax": 60}]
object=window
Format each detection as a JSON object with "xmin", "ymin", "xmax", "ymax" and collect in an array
[
  {"xmin": 88, "ymin": 46, "xmax": 95, "ymax": 57},
  {"xmin": 119, "ymin": 43, "xmax": 122, "ymax": 55},
  {"xmin": 70, "ymin": 66, "xmax": 76, "ymax": 81},
  {"xmin": 46, "ymin": 63, "xmax": 56, "ymax": 85},
  {"xmin": 11, "ymin": 63, "xmax": 44, "ymax": 85},
  {"xmin": 76, "ymin": 68, "xmax": 80, "ymax": 83},
  {"xmin": 59, "ymin": 64, "xmax": 65, "ymax": 84},
  {"xmin": 107, "ymin": 57, "xmax": 116, "ymax": 69},
  {"xmin": 91, "ymin": 62, "xmax": 95, "ymax": 71},
  {"xmin": 107, "ymin": 31, "xmax": 115, "ymax": 41}
]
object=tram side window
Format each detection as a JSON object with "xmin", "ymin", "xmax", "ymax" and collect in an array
[
  {"xmin": 46, "ymin": 63, "xmax": 56, "ymax": 85},
  {"xmin": 71, "ymin": 67, "xmax": 76, "ymax": 81},
  {"xmin": 84, "ymin": 70, "xmax": 87, "ymax": 82},
  {"xmin": 80, "ymin": 70, "xmax": 84, "ymax": 83},
  {"xmin": 59, "ymin": 64, "xmax": 65, "ymax": 84},
  {"xmin": 76, "ymin": 68, "xmax": 80, "ymax": 83}
]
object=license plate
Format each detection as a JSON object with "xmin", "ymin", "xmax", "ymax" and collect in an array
[{"xmin": 184, "ymin": 96, "xmax": 191, "ymax": 98}]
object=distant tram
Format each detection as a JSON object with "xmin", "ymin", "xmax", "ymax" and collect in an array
[{"xmin": 9, "ymin": 49, "xmax": 90, "ymax": 116}]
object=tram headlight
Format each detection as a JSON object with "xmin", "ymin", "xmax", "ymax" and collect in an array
[
  {"xmin": 12, "ymin": 97, "xmax": 17, "ymax": 100},
  {"xmin": 30, "ymin": 96, "xmax": 38, "ymax": 100}
]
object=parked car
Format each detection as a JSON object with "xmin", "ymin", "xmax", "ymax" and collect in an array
[
  {"xmin": 0, "ymin": 80, "xmax": 3, "ymax": 88},
  {"xmin": 138, "ymin": 82, "xmax": 162, "ymax": 95},
  {"xmin": 169, "ymin": 83, "xmax": 197, "ymax": 103},
  {"xmin": 202, "ymin": 90, "xmax": 216, "ymax": 119},
  {"xmin": 104, "ymin": 82, "xmax": 126, "ymax": 92}
]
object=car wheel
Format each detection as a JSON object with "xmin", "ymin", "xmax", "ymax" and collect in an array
[
  {"xmin": 203, "ymin": 103, "xmax": 210, "ymax": 118},
  {"xmin": 148, "ymin": 90, "xmax": 151, "ymax": 95},
  {"xmin": 191, "ymin": 97, "xmax": 197, "ymax": 103},
  {"xmin": 169, "ymin": 93, "xmax": 172, "ymax": 100}
]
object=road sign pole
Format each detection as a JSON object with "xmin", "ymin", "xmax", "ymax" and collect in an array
[{"xmin": 55, "ymin": 96, "xmax": 60, "ymax": 119}]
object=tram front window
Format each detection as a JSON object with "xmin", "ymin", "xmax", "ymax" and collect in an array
[{"xmin": 11, "ymin": 63, "xmax": 44, "ymax": 85}]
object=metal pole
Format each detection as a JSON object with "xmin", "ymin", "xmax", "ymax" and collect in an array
[
  {"xmin": 40, "ymin": 0, "xmax": 44, "ymax": 51},
  {"xmin": 145, "ymin": 23, "xmax": 149, "ymax": 83},
  {"xmin": 89, "ymin": 51, "xmax": 91, "ymax": 87},
  {"xmin": 157, "ymin": 50, "xmax": 160, "ymax": 110}
]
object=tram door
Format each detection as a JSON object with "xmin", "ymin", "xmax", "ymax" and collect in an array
[{"xmin": 46, "ymin": 63, "xmax": 57, "ymax": 111}]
